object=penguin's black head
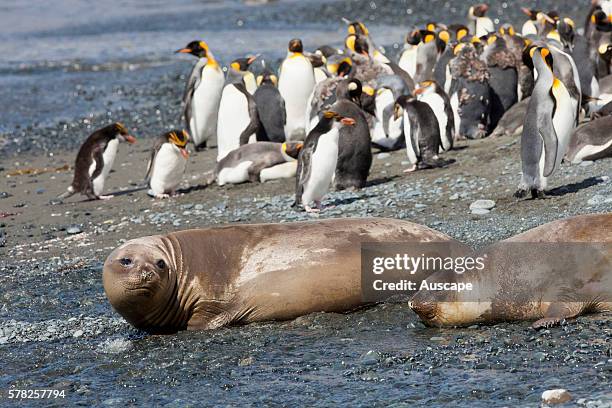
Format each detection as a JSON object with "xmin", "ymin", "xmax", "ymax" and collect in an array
[
  {"xmin": 230, "ymin": 55, "xmax": 258, "ymax": 72},
  {"xmin": 335, "ymin": 78, "xmax": 362, "ymax": 104},
  {"xmin": 105, "ymin": 122, "xmax": 136, "ymax": 144},
  {"xmin": 521, "ymin": 8, "xmax": 539, "ymax": 21},
  {"xmin": 281, "ymin": 142, "xmax": 303, "ymax": 159},
  {"xmin": 420, "ymin": 30, "xmax": 437, "ymax": 45},
  {"xmin": 437, "ymin": 30, "xmax": 451, "ymax": 50},
  {"xmin": 316, "ymin": 45, "xmax": 341, "ymax": 58},
  {"xmin": 320, "ymin": 110, "xmax": 356, "ymax": 127},
  {"xmin": 599, "ymin": 43, "xmax": 612, "ymax": 62},
  {"xmin": 557, "ymin": 18, "xmax": 575, "ymax": 43},
  {"xmin": 326, "ymin": 54, "xmax": 352, "ymax": 77},
  {"xmin": 522, "ymin": 43, "xmax": 536, "ymax": 69},
  {"xmin": 392, "ymin": 95, "xmax": 414, "ymax": 120},
  {"xmin": 498, "ymin": 24, "xmax": 516, "ymax": 37},
  {"xmin": 547, "ymin": 10, "xmax": 560, "ymax": 22},
  {"xmin": 256, "ymin": 69, "xmax": 278, "ymax": 87},
  {"xmin": 454, "ymin": 25, "xmax": 470, "ymax": 42},
  {"xmin": 175, "ymin": 41, "xmax": 209, "ymax": 58},
  {"xmin": 533, "ymin": 46, "xmax": 554, "ymax": 70},
  {"xmin": 591, "ymin": 10, "xmax": 612, "ymax": 31},
  {"xmin": 345, "ymin": 34, "xmax": 369, "ymax": 56},
  {"xmin": 288, "ymin": 38, "xmax": 303, "ymax": 53},
  {"xmin": 469, "ymin": 3, "xmax": 489, "ymax": 18},
  {"xmin": 347, "ymin": 21, "xmax": 368, "ymax": 36}
]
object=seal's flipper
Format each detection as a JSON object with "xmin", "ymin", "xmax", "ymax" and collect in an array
[{"xmin": 532, "ymin": 301, "xmax": 583, "ymax": 329}]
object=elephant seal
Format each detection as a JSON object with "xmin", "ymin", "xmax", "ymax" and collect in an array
[
  {"xmin": 409, "ymin": 214, "xmax": 612, "ymax": 329},
  {"xmin": 103, "ymin": 218, "xmax": 457, "ymax": 333}
]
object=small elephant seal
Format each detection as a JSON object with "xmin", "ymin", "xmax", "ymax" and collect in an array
[
  {"xmin": 409, "ymin": 214, "xmax": 612, "ymax": 329},
  {"xmin": 103, "ymin": 218, "xmax": 456, "ymax": 333}
]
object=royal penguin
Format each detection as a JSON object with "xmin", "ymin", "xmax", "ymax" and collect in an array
[
  {"xmin": 145, "ymin": 130, "xmax": 189, "ymax": 198},
  {"xmin": 414, "ymin": 80, "xmax": 455, "ymax": 151},
  {"xmin": 448, "ymin": 42, "xmax": 491, "ymax": 139},
  {"xmin": 398, "ymin": 29, "xmax": 422, "ymax": 78},
  {"xmin": 515, "ymin": 47, "xmax": 576, "ymax": 199},
  {"xmin": 566, "ymin": 116, "xmax": 612, "ymax": 164},
  {"xmin": 59, "ymin": 123, "xmax": 136, "ymax": 201},
  {"xmin": 394, "ymin": 95, "xmax": 447, "ymax": 172},
  {"xmin": 175, "ymin": 41, "xmax": 224, "ymax": 150},
  {"xmin": 278, "ymin": 38, "xmax": 316, "ymax": 141},
  {"xmin": 294, "ymin": 110, "xmax": 356, "ymax": 213},
  {"xmin": 216, "ymin": 56, "xmax": 261, "ymax": 161},
  {"xmin": 254, "ymin": 69, "xmax": 286, "ymax": 143},
  {"xmin": 468, "ymin": 3, "xmax": 495, "ymax": 37},
  {"xmin": 333, "ymin": 79, "xmax": 373, "ymax": 190},
  {"xmin": 215, "ymin": 141, "xmax": 302, "ymax": 186},
  {"xmin": 482, "ymin": 34, "xmax": 519, "ymax": 131}
]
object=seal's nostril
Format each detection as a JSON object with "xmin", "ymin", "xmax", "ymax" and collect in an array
[{"xmin": 119, "ymin": 257, "xmax": 133, "ymax": 267}]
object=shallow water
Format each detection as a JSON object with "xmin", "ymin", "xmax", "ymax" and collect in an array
[{"xmin": 1, "ymin": 0, "xmax": 610, "ymax": 406}]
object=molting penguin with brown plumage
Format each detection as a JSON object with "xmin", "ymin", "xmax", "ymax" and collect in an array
[{"xmin": 58, "ymin": 123, "xmax": 136, "ymax": 201}]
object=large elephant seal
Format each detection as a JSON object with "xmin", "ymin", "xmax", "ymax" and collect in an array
[
  {"xmin": 103, "ymin": 218, "xmax": 457, "ymax": 333},
  {"xmin": 409, "ymin": 213, "xmax": 612, "ymax": 329}
]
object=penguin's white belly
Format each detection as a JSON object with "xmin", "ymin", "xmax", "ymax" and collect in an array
[
  {"xmin": 475, "ymin": 17, "xmax": 495, "ymax": 37},
  {"xmin": 419, "ymin": 93, "xmax": 450, "ymax": 151},
  {"xmin": 191, "ymin": 66, "xmax": 224, "ymax": 146},
  {"xmin": 302, "ymin": 131, "xmax": 339, "ymax": 204},
  {"xmin": 279, "ymin": 57, "xmax": 315, "ymax": 140},
  {"xmin": 398, "ymin": 46, "xmax": 418, "ymax": 77},
  {"xmin": 570, "ymin": 139, "xmax": 612, "ymax": 164},
  {"xmin": 314, "ymin": 68, "xmax": 327, "ymax": 84},
  {"xmin": 89, "ymin": 138, "xmax": 118, "ymax": 196},
  {"xmin": 371, "ymin": 90, "xmax": 402, "ymax": 146},
  {"xmin": 450, "ymin": 91, "xmax": 460, "ymax": 138},
  {"xmin": 149, "ymin": 144, "xmax": 186, "ymax": 195},
  {"xmin": 260, "ymin": 161, "xmax": 297, "ymax": 182},
  {"xmin": 403, "ymin": 112, "xmax": 419, "ymax": 165},
  {"xmin": 217, "ymin": 161, "xmax": 253, "ymax": 186},
  {"xmin": 551, "ymin": 84, "xmax": 576, "ymax": 171},
  {"xmin": 217, "ymin": 85, "xmax": 252, "ymax": 161},
  {"xmin": 444, "ymin": 66, "xmax": 452, "ymax": 95},
  {"xmin": 522, "ymin": 21, "xmax": 537, "ymax": 36}
]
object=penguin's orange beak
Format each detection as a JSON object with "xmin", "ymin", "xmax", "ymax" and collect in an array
[
  {"xmin": 180, "ymin": 148, "xmax": 189, "ymax": 159},
  {"xmin": 175, "ymin": 48, "xmax": 191, "ymax": 54},
  {"xmin": 414, "ymin": 87, "xmax": 425, "ymax": 95},
  {"xmin": 340, "ymin": 117, "xmax": 356, "ymax": 126},
  {"xmin": 125, "ymin": 135, "xmax": 137, "ymax": 144}
]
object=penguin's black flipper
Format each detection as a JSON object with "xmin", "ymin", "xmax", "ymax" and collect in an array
[
  {"xmin": 90, "ymin": 145, "xmax": 105, "ymax": 181},
  {"xmin": 184, "ymin": 86, "xmax": 195, "ymax": 135},
  {"xmin": 538, "ymin": 126, "xmax": 558, "ymax": 177},
  {"xmin": 145, "ymin": 136, "xmax": 165, "ymax": 183}
]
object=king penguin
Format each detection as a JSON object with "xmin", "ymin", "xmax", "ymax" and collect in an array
[
  {"xmin": 254, "ymin": 68, "xmax": 286, "ymax": 143},
  {"xmin": 59, "ymin": 123, "xmax": 137, "ymax": 201},
  {"xmin": 176, "ymin": 41, "xmax": 225, "ymax": 150},
  {"xmin": 515, "ymin": 47, "xmax": 576, "ymax": 199},
  {"xmin": 294, "ymin": 110, "xmax": 356, "ymax": 213},
  {"xmin": 278, "ymin": 38, "xmax": 316, "ymax": 141},
  {"xmin": 216, "ymin": 56, "xmax": 261, "ymax": 161},
  {"xmin": 145, "ymin": 129, "xmax": 189, "ymax": 198}
]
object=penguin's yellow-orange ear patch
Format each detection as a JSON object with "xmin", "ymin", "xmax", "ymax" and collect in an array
[
  {"xmin": 198, "ymin": 41, "xmax": 209, "ymax": 52},
  {"xmin": 420, "ymin": 80, "xmax": 433, "ymax": 88},
  {"xmin": 327, "ymin": 63, "xmax": 339, "ymax": 74},
  {"xmin": 457, "ymin": 28, "xmax": 468, "ymax": 40},
  {"xmin": 115, "ymin": 122, "xmax": 128, "ymax": 134},
  {"xmin": 362, "ymin": 86, "xmax": 374, "ymax": 96},
  {"xmin": 323, "ymin": 111, "xmax": 337, "ymax": 119},
  {"xmin": 281, "ymin": 142, "xmax": 287, "ymax": 152},
  {"xmin": 256, "ymin": 75, "xmax": 263, "ymax": 87},
  {"xmin": 498, "ymin": 27, "xmax": 505, "ymax": 35},
  {"xmin": 230, "ymin": 62, "xmax": 240, "ymax": 71},
  {"xmin": 438, "ymin": 30, "xmax": 450, "ymax": 43},
  {"xmin": 524, "ymin": 38, "xmax": 533, "ymax": 46},
  {"xmin": 424, "ymin": 34, "xmax": 435, "ymax": 43},
  {"xmin": 453, "ymin": 43, "xmax": 466, "ymax": 55},
  {"xmin": 599, "ymin": 43, "xmax": 611, "ymax": 54},
  {"xmin": 345, "ymin": 35, "xmax": 356, "ymax": 52},
  {"xmin": 426, "ymin": 23, "xmax": 436, "ymax": 32},
  {"xmin": 563, "ymin": 18, "xmax": 575, "ymax": 28},
  {"xmin": 359, "ymin": 22, "xmax": 368, "ymax": 35},
  {"xmin": 348, "ymin": 25, "xmax": 355, "ymax": 34},
  {"xmin": 470, "ymin": 36, "xmax": 481, "ymax": 44},
  {"xmin": 540, "ymin": 47, "xmax": 550, "ymax": 59},
  {"xmin": 591, "ymin": 14, "xmax": 596, "ymax": 24},
  {"xmin": 270, "ymin": 75, "xmax": 278, "ymax": 85},
  {"xmin": 529, "ymin": 47, "xmax": 537, "ymax": 58},
  {"xmin": 342, "ymin": 57, "xmax": 353, "ymax": 66},
  {"xmin": 487, "ymin": 35, "xmax": 497, "ymax": 45}
]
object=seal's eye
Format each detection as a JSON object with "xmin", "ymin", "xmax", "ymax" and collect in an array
[
  {"xmin": 156, "ymin": 259, "xmax": 166, "ymax": 269},
  {"xmin": 119, "ymin": 258, "xmax": 132, "ymax": 266}
]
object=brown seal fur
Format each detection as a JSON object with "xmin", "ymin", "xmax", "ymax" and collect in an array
[
  {"xmin": 103, "ymin": 218, "xmax": 459, "ymax": 333},
  {"xmin": 409, "ymin": 213, "xmax": 612, "ymax": 329}
]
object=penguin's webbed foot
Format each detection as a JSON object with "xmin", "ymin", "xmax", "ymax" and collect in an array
[
  {"xmin": 305, "ymin": 205, "xmax": 321, "ymax": 213},
  {"xmin": 530, "ymin": 189, "xmax": 546, "ymax": 199},
  {"xmin": 403, "ymin": 164, "xmax": 418, "ymax": 173},
  {"xmin": 513, "ymin": 189, "xmax": 528, "ymax": 199},
  {"xmin": 155, "ymin": 193, "xmax": 171, "ymax": 199},
  {"xmin": 98, "ymin": 195, "xmax": 114, "ymax": 200}
]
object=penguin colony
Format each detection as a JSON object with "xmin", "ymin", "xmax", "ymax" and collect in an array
[{"xmin": 61, "ymin": 2, "xmax": 612, "ymax": 210}]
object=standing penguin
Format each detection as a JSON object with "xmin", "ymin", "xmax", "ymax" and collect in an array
[
  {"xmin": 415, "ymin": 80, "xmax": 455, "ymax": 151},
  {"xmin": 294, "ymin": 110, "xmax": 356, "ymax": 213},
  {"xmin": 216, "ymin": 56, "xmax": 260, "ymax": 161},
  {"xmin": 254, "ymin": 69, "xmax": 286, "ymax": 143},
  {"xmin": 58, "ymin": 123, "xmax": 136, "ymax": 201},
  {"xmin": 394, "ymin": 96, "xmax": 446, "ymax": 172},
  {"xmin": 468, "ymin": 3, "xmax": 495, "ymax": 37},
  {"xmin": 333, "ymin": 79, "xmax": 373, "ymax": 190},
  {"xmin": 278, "ymin": 39, "xmax": 316, "ymax": 141},
  {"xmin": 176, "ymin": 41, "xmax": 224, "ymax": 150},
  {"xmin": 145, "ymin": 130, "xmax": 189, "ymax": 198},
  {"xmin": 515, "ymin": 47, "xmax": 576, "ymax": 199},
  {"xmin": 520, "ymin": 8, "xmax": 540, "ymax": 36}
]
